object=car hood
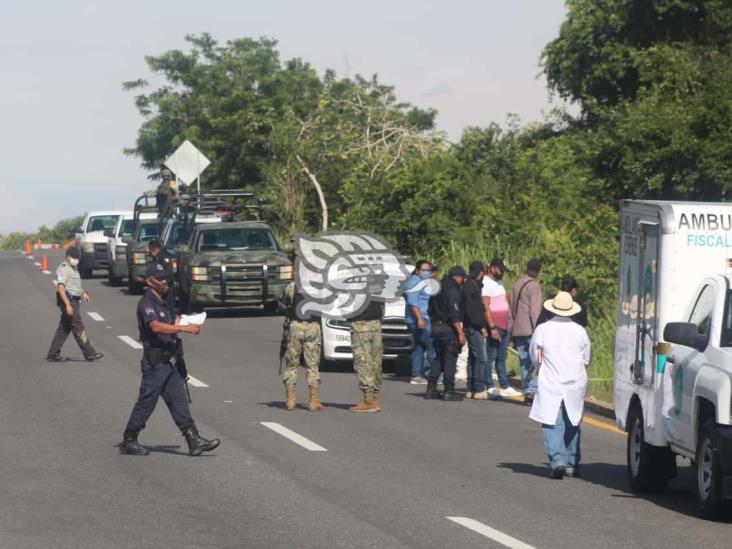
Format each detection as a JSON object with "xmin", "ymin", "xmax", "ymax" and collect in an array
[
  {"xmin": 80, "ymin": 231, "xmax": 109, "ymax": 243},
  {"xmin": 192, "ymin": 250, "xmax": 290, "ymax": 267}
]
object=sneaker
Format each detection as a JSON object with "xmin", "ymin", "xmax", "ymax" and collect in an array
[
  {"xmin": 565, "ymin": 468, "xmax": 581, "ymax": 478},
  {"xmin": 85, "ymin": 352, "xmax": 104, "ymax": 362},
  {"xmin": 472, "ymin": 390, "xmax": 489, "ymax": 400},
  {"xmin": 465, "ymin": 392, "xmax": 473, "ymax": 399},
  {"xmin": 524, "ymin": 392, "xmax": 535, "ymax": 406},
  {"xmin": 487, "ymin": 387, "xmax": 501, "ymax": 398},
  {"xmin": 410, "ymin": 376, "xmax": 428, "ymax": 385},
  {"xmin": 46, "ymin": 355, "xmax": 69, "ymax": 363},
  {"xmin": 550, "ymin": 465, "xmax": 566, "ymax": 479},
  {"xmin": 501, "ymin": 387, "xmax": 522, "ymax": 398}
]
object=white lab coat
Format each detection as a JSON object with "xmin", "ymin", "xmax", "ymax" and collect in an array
[{"xmin": 528, "ymin": 317, "xmax": 591, "ymax": 426}]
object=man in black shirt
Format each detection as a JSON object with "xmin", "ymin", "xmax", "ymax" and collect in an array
[
  {"xmin": 460, "ymin": 261, "xmax": 490, "ymax": 399},
  {"xmin": 120, "ymin": 262, "xmax": 220, "ymax": 456},
  {"xmin": 424, "ymin": 266, "xmax": 467, "ymax": 401}
]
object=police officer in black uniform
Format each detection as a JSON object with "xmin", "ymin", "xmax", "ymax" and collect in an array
[
  {"xmin": 120, "ymin": 262, "xmax": 220, "ymax": 456},
  {"xmin": 424, "ymin": 266, "xmax": 467, "ymax": 401}
]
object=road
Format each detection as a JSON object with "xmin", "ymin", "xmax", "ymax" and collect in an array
[{"xmin": 1, "ymin": 250, "xmax": 730, "ymax": 549}]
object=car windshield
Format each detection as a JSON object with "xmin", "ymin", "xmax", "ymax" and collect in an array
[
  {"xmin": 87, "ymin": 215, "xmax": 119, "ymax": 232},
  {"xmin": 165, "ymin": 223, "xmax": 188, "ymax": 246},
  {"xmin": 138, "ymin": 224, "xmax": 159, "ymax": 242},
  {"xmin": 721, "ymin": 290, "xmax": 732, "ymax": 346},
  {"xmin": 120, "ymin": 219, "xmax": 135, "ymax": 237},
  {"xmin": 196, "ymin": 228, "xmax": 277, "ymax": 252}
]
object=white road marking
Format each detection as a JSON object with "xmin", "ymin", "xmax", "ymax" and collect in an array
[
  {"xmin": 118, "ymin": 335, "xmax": 143, "ymax": 350},
  {"xmin": 446, "ymin": 517, "xmax": 536, "ymax": 549},
  {"xmin": 87, "ymin": 312, "xmax": 104, "ymax": 322},
  {"xmin": 187, "ymin": 375, "xmax": 209, "ymax": 388},
  {"xmin": 224, "ymin": 400, "xmax": 233, "ymax": 403},
  {"xmin": 42, "ymin": 270, "xmax": 51, "ymax": 275},
  {"xmin": 26, "ymin": 255, "xmax": 34, "ymax": 260},
  {"xmin": 34, "ymin": 262, "xmax": 41, "ymax": 266},
  {"xmin": 260, "ymin": 422, "xmax": 328, "ymax": 452}
]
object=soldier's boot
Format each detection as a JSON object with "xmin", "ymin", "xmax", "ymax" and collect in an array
[
  {"xmin": 285, "ymin": 385, "xmax": 297, "ymax": 411},
  {"xmin": 423, "ymin": 380, "xmax": 440, "ymax": 400},
  {"xmin": 120, "ymin": 430, "xmax": 149, "ymax": 456},
  {"xmin": 308, "ymin": 386, "xmax": 324, "ymax": 412},
  {"xmin": 350, "ymin": 391, "xmax": 381, "ymax": 413},
  {"xmin": 183, "ymin": 427, "xmax": 221, "ymax": 457}
]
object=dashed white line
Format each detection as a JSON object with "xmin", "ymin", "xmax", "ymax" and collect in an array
[
  {"xmin": 42, "ymin": 270, "xmax": 51, "ymax": 275},
  {"xmin": 446, "ymin": 517, "xmax": 536, "ymax": 549},
  {"xmin": 118, "ymin": 335, "xmax": 143, "ymax": 350},
  {"xmin": 260, "ymin": 422, "xmax": 328, "ymax": 452},
  {"xmin": 187, "ymin": 375, "xmax": 209, "ymax": 388},
  {"xmin": 87, "ymin": 312, "xmax": 104, "ymax": 322}
]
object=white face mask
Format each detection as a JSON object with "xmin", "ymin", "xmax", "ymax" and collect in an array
[{"xmin": 68, "ymin": 258, "xmax": 80, "ymax": 267}]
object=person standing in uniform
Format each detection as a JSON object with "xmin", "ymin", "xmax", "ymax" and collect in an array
[
  {"xmin": 424, "ymin": 266, "xmax": 467, "ymax": 401},
  {"xmin": 510, "ymin": 258, "xmax": 543, "ymax": 405},
  {"xmin": 46, "ymin": 247, "xmax": 103, "ymax": 362},
  {"xmin": 280, "ymin": 281, "xmax": 323, "ymax": 411},
  {"xmin": 529, "ymin": 291, "xmax": 590, "ymax": 479},
  {"xmin": 349, "ymin": 299, "xmax": 385, "ymax": 413},
  {"xmin": 156, "ymin": 167, "xmax": 179, "ymax": 219},
  {"xmin": 120, "ymin": 262, "xmax": 220, "ymax": 456}
]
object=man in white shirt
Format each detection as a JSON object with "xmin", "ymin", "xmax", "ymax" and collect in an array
[
  {"xmin": 481, "ymin": 258, "xmax": 521, "ymax": 397},
  {"xmin": 529, "ymin": 292, "xmax": 591, "ymax": 479}
]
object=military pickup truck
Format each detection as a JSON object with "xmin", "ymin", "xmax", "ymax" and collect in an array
[
  {"xmin": 175, "ymin": 191, "xmax": 293, "ymax": 313},
  {"xmin": 125, "ymin": 194, "xmax": 162, "ymax": 294}
]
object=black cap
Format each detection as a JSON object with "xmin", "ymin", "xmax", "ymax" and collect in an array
[
  {"xmin": 146, "ymin": 261, "xmax": 173, "ymax": 279},
  {"xmin": 448, "ymin": 265, "xmax": 467, "ymax": 278},
  {"xmin": 148, "ymin": 239, "xmax": 162, "ymax": 249},
  {"xmin": 468, "ymin": 261, "xmax": 485, "ymax": 277},
  {"xmin": 66, "ymin": 247, "xmax": 80, "ymax": 259},
  {"xmin": 490, "ymin": 258, "xmax": 509, "ymax": 272}
]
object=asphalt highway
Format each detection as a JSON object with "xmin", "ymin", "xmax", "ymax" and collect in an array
[{"xmin": 2, "ymin": 251, "xmax": 730, "ymax": 548}]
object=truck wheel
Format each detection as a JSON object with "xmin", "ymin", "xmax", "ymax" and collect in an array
[
  {"xmin": 695, "ymin": 420, "xmax": 726, "ymax": 519},
  {"xmin": 263, "ymin": 301, "xmax": 279, "ymax": 315},
  {"xmin": 108, "ymin": 271, "xmax": 122, "ymax": 287},
  {"xmin": 627, "ymin": 404, "xmax": 672, "ymax": 493},
  {"xmin": 80, "ymin": 263, "xmax": 93, "ymax": 279}
]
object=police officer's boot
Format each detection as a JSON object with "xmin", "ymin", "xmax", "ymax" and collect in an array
[
  {"xmin": 349, "ymin": 391, "xmax": 381, "ymax": 413},
  {"xmin": 442, "ymin": 385, "xmax": 462, "ymax": 401},
  {"xmin": 183, "ymin": 427, "xmax": 221, "ymax": 456},
  {"xmin": 308, "ymin": 386, "xmax": 324, "ymax": 412},
  {"xmin": 423, "ymin": 380, "xmax": 440, "ymax": 400},
  {"xmin": 120, "ymin": 430, "xmax": 149, "ymax": 456},
  {"xmin": 285, "ymin": 385, "xmax": 297, "ymax": 411}
]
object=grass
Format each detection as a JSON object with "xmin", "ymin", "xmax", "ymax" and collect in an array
[{"xmin": 432, "ymin": 238, "xmax": 616, "ymax": 402}]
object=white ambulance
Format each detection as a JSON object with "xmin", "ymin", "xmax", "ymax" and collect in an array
[{"xmin": 615, "ymin": 200, "xmax": 732, "ymax": 518}]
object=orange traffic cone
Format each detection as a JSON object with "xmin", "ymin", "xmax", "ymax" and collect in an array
[
  {"xmin": 37, "ymin": 238, "xmax": 42, "ymax": 250},
  {"xmin": 24, "ymin": 240, "xmax": 32, "ymax": 255},
  {"xmin": 41, "ymin": 256, "xmax": 49, "ymax": 272}
]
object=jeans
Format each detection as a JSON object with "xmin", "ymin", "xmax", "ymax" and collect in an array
[
  {"xmin": 428, "ymin": 326, "xmax": 459, "ymax": 388},
  {"xmin": 485, "ymin": 327, "xmax": 509, "ymax": 389},
  {"xmin": 542, "ymin": 401, "xmax": 581, "ymax": 471},
  {"xmin": 514, "ymin": 336, "xmax": 537, "ymax": 395},
  {"xmin": 407, "ymin": 321, "xmax": 435, "ymax": 378},
  {"xmin": 465, "ymin": 327, "xmax": 487, "ymax": 393}
]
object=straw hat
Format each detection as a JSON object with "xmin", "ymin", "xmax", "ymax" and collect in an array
[{"xmin": 544, "ymin": 291, "xmax": 582, "ymax": 317}]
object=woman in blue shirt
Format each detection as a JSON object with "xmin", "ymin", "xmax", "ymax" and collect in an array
[{"xmin": 405, "ymin": 260, "xmax": 436, "ymax": 384}]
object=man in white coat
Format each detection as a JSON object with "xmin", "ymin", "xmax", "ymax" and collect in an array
[{"xmin": 529, "ymin": 291, "xmax": 591, "ymax": 479}]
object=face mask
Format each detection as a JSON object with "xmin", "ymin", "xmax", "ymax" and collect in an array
[
  {"xmin": 493, "ymin": 269, "xmax": 504, "ymax": 280},
  {"xmin": 150, "ymin": 279, "xmax": 170, "ymax": 294},
  {"xmin": 68, "ymin": 258, "xmax": 79, "ymax": 267},
  {"xmin": 419, "ymin": 270, "xmax": 432, "ymax": 279}
]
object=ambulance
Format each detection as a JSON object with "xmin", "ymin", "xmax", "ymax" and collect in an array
[{"xmin": 615, "ymin": 200, "xmax": 732, "ymax": 518}]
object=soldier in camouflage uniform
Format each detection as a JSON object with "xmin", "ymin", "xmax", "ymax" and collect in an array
[
  {"xmin": 280, "ymin": 282, "xmax": 323, "ymax": 411},
  {"xmin": 349, "ymin": 301, "xmax": 384, "ymax": 413}
]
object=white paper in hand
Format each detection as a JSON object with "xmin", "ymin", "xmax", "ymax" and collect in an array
[{"xmin": 179, "ymin": 312, "xmax": 207, "ymax": 326}]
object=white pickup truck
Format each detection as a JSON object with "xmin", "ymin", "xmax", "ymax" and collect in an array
[
  {"xmin": 75, "ymin": 210, "xmax": 130, "ymax": 278},
  {"xmin": 615, "ymin": 200, "xmax": 732, "ymax": 519}
]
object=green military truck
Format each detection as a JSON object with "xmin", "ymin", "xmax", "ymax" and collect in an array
[
  {"xmin": 125, "ymin": 194, "xmax": 161, "ymax": 294},
  {"xmin": 175, "ymin": 191, "xmax": 293, "ymax": 313}
]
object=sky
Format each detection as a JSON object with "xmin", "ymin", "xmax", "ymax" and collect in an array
[{"xmin": 0, "ymin": 0, "xmax": 567, "ymax": 233}]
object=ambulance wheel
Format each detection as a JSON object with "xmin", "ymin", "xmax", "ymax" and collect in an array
[
  {"xmin": 627, "ymin": 404, "xmax": 671, "ymax": 493},
  {"xmin": 695, "ymin": 420, "xmax": 726, "ymax": 519}
]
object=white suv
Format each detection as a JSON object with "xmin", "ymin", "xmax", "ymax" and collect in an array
[{"xmin": 75, "ymin": 210, "xmax": 130, "ymax": 278}]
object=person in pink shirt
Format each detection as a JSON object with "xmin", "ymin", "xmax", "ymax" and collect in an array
[{"xmin": 482, "ymin": 258, "xmax": 521, "ymax": 397}]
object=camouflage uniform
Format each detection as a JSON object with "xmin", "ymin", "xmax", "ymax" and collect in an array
[
  {"xmin": 281, "ymin": 282, "xmax": 322, "ymax": 387},
  {"xmin": 351, "ymin": 316, "xmax": 383, "ymax": 394}
]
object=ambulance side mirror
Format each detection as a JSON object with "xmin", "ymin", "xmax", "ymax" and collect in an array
[{"xmin": 663, "ymin": 322, "xmax": 708, "ymax": 352}]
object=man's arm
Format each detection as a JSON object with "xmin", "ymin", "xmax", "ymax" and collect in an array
[
  {"xmin": 149, "ymin": 320, "xmax": 200, "ymax": 335},
  {"xmin": 446, "ymin": 286, "xmax": 466, "ymax": 346},
  {"xmin": 529, "ymin": 283, "xmax": 543, "ymax": 330}
]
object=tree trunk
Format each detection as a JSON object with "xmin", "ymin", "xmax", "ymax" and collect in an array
[{"xmin": 296, "ymin": 155, "xmax": 328, "ymax": 231}]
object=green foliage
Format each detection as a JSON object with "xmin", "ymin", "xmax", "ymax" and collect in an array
[{"xmin": 0, "ymin": 215, "xmax": 84, "ymax": 250}]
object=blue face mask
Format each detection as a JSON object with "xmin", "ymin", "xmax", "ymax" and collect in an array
[{"xmin": 419, "ymin": 270, "xmax": 431, "ymax": 279}]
